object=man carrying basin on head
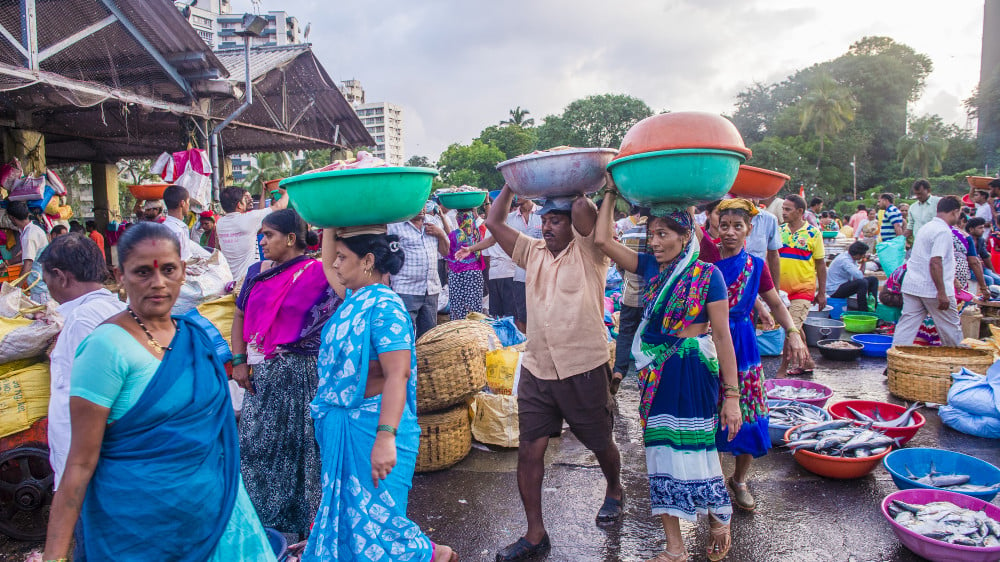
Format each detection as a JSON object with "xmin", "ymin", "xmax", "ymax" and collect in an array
[{"xmin": 485, "ymin": 185, "xmax": 623, "ymax": 562}]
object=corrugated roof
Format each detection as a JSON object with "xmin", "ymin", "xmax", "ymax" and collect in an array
[{"xmin": 214, "ymin": 44, "xmax": 309, "ymax": 82}]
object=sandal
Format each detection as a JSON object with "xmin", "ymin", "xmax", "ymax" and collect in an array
[
  {"xmin": 644, "ymin": 547, "xmax": 689, "ymax": 561},
  {"xmin": 495, "ymin": 534, "xmax": 550, "ymax": 561},
  {"xmin": 610, "ymin": 372, "xmax": 624, "ymax": 395},
  {"xmin": 706, "ymin": 524, "xmax": 732, "ymax": 561},
  {"xmin": 595, "ymin": 492, "xmax": 625, "ymax": 525},
  {"xmin": 786, "ymin": 367, "xmax": 814, "ymax": 377},
  {"xmin": 727, "ymin": 477, "xmax": 756, "ymax": 511}
]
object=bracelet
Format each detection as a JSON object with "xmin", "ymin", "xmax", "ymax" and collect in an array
[
  {"xmin": 722, "ymin": 383, "xmax": 738, "ymax": 393},
  {"xmin": 376, "ymin": 424, "xmax": 397, "ymax": 436},
  {"xmin": 786, "ymin": 328, "xmax": 801, "ymax": 335},
  {"xmin": 231, "ymin": 354, "xmax": 247, "ymax": 367}
]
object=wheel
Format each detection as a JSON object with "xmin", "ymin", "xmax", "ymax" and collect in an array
[{"xmin": 0, "ymin": 446, "xmax": 53, "ymax": 541}]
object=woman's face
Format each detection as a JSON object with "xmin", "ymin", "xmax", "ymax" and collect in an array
[
  {"xmin": 116, "ymin": 238, "xmax": 184, "ymax": 318},
  {"xmin": 718, "ymin": 213, "xmax": 751, "ymax": 252},
  {"xmin": 333, "ymin": 239, "xmax": 374, "ymax": 290},
  {"xmin": 647, "ymin": 218, "xmax": 689, "ymax": 265},
  {"xmin": 259, "ymin": 223, "xmax": 297, "ymax": 262}
]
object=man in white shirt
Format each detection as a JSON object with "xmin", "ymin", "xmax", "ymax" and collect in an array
[
  {"xmin": 506, "ymin": 196, "xmax": 543, "ymax": 331},
  {"xmin": 387, "ymin": 210, "xmax": 450, "ymax": 337},
  {"xmin": 6, "ymin": 200, "xmax": 50, "ymax": 303},
  {"xmin": 893, "ymin": 196, "xmax": 964, "ymax": 347},
  {"xmin": 746, "ymin": 202, "xmax": 782, "ymax": 287},
  {"xmin": 972, "ymin": 189, "xmax": 993, "ymax": 232},
  {"xmin": 38, "ymin": 234, "xmax": 126, "ymax": 488},
  {"xmin": 216, "ymin": 186, "xmax": 288, "ymax": 283}
]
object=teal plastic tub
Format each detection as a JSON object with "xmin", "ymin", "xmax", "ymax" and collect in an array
[
  {"xmin": 607, "ymin": 148, "xmax": 745, "ymax": 207},
  {"xmin": 281, "ymin": 167, "xmax": 437, "ymax": 227},
  {"xmin": 437, "ymin": 190, "xmax": 487, "ymax": 210}
]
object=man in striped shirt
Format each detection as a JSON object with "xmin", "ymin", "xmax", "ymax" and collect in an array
[{"xmin": 878, "ymin": 193, "xmax": 904, "ymax": 241}]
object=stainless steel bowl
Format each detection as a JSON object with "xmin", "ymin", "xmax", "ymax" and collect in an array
[{"xmin": 496, "ymin": 148, "xmax": 618, "ymax": 199}]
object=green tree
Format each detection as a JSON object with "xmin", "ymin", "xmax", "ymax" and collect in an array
[
  {"xmin": 796, "ymin": 72, "xmax": 856, "ymax": 169},
  {"xmin": 535, "ymin": 94, "xmax": 654, "ymax": 149},
  {"xmin": 243, "ymin": 152, "xmax": 292, "ymax": 194},
  {"xmin": 501, "ymin": 106, "xmax": 534, "ymax": 127},
  {"xmin": 436, "ymin": 140, "xmax": 506, "ymax": 189},
  {"xmin": 896, "ymin": 115, "xmax": 950, "ymax": 178},
  {"xmin": 405, "ymin": 155, "xmax": 433, "ymax": 168},
  {"xmin": 292, "ymin": 149, "xmax": 332, "ymax": 175},
  {"xmin": 476, "ymin": 124, "xmax": 538, "ymax": 159}
]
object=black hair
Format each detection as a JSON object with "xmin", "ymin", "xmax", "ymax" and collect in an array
[
  {"xmin": 880, "ymin": 193, "xmax": 894, "ymax": 204},
  {"xmin": 990, "ymin": 178, "xmax": 1000, "ymax": 189},
  {"xmin": 162, "ymin": 185, "xmax": 189, "ymax": 211},
  {"xmin": 937, "ymin": 195, "xmax": 962, "ymax": 214},
  {"xmin": 261, "ymin": 209, "xmax": 319, "ymax": 250},
  {"xmin": 856, "ymin": 204, "xmax": 866, "ymax": 211},
  {"xmin": 116, "ymin": 221, "xmax": 180, "ymax": 265},
  {"xmin": 705, "ymin": 199, "xmax": 723, "ymax": 214},
  {"xmin": 648, "ymin": 215, "xmax": 690, "ymax": 238},
  {"xmin": 968, "ymin": 217, "xmax": 988, "ymax": 231},
  {"xmin": 69, "ymin": 220, "xmax": 84, "ymax": 233},
  {"xmin": 6, "ymin": 201, "xmax": 29, "ymax": 221},
  {"xmin": 976, "ymin": 189, "xmax": 990, "ymax": 199},
  {"xmin": 717, "ymin": 206, "xmax": 752, "ymax": 226},
  {"xmin": 809, "ymin": 197, "xmax": 823, "ymax": 208},
  {"xmin": 50, "ymin": 225, "xmax": 67, "ymax": 237},
  {"xmin": 38, "ymin": 233, "xmax": 108, "ymax": 283},
  {"xmin": 340, "ymin": 234, "xmax": 405, "ymax": 276},
  {"xmin": 912, "ymin": 179, "xmax": 931, "ymax": 191},
  {"xmin": 786, "ymin": 194, "xmax": 806, "ymax": 210},
  {"xmin": 85, "ymin": 220, "xmax": 95, "ymax": 231},
  {"xmin": 848, "ymin": 241, "xmax": 869, "ymax": 257},
  {"xmin": 629, "ymin": 205, "xmax": 641, "ymax": 216},
  {"xmin": 220, "ymin": 186, "xmax": 248, "ymax": 213},
  {"xmin": 820, "ymin": 211, "xmax": 830, "ymax": 218}
]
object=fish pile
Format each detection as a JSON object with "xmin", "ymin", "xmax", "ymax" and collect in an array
[
  {"xmin": 784, "ymin": 420, "xmax": 898, "ymax": 458},
  {"xmin": 769, "ymin": 402, "xmax": 827, "ymax": 428},
  {"xmin": 903, "ymin": 462, "xmax": 1000, "ymax": 494},
  {"xmin": 767, "ymin": 385, "xmax": 827, "ymax": 401},
  {"xmin": 822, "ymin": 340, "xmax": 859, "ymax": 350},
  {"xmin": 888, "ymin": 499, "xmax": 1000, "ymax": 548},
  {"xmin": 844, "ymin": 402, "xmax": 921, "ymax": 428}
]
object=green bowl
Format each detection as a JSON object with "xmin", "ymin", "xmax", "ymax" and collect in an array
[
  {"xmin": 607, "ymin": 148, "xmax": 746, "ymax": 207},
  {"xmin": 842, "ymin": 313, "xmax": 878, "ymax": 333},
  {"xmin": 437, "ymin": 190, "xmax": 487, "ymax": 210},
  {"xmin": 280, "ymin": 167, "xmax": 438, "ymax": 227},
  {"xmin": 822, "ymin": 230, "xmax": 839, "ymax": 239}
]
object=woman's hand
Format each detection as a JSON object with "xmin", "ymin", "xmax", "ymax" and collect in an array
[
  {"xmin": 232, "ymin": 363, "xmax": 254, "ymax": 394},
  {"xmin": 371, "ymin": 433, "xmax": 397, "ymax": 488},
  {"xmin": 455, "ymin": 247, "xmax": 472, "ymax": 261},
  {"xmin": 758, "ymin": 307, "xmax": 776, "ymax": 331},
  {"xmin": 786, "ymin": 332, "xmax": 810, "ymax": 368},
  {"xmin": 720, "ymin": 398, "xmax": 742, "ymax": 441}
]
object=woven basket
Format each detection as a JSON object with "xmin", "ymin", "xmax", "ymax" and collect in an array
[
  {"xmin": 415, "ymin": 320, "xmax": 492, "ymax": 413},
  {"xmin": 415, "ymin": 403, "xmax": 472, "ymax": 473},
  {"xmin": 887, "ymin": 346, "xmax": 993, "ymax": 404}
]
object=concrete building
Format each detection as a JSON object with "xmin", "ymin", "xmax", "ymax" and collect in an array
[
  {"xmin": 217, "ymin": 11, "xmax": 302, "ymax": 50},
  {"xmin": 184, "ymin": 0, "xmax": 232, "ymax": 48},
  {"xmin": 339, "ymin": 81, "xmax": 405, "ymax": 166}
]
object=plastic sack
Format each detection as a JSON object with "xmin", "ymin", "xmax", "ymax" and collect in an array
[
  {"xmin": 45, "ymin": 169, "xmax": 67, "ymax": 195},
  {"xmin": 196, "ymin": 294, "xmax": 236, "ymax": 348},
  {"xmin": 485, "ymin": 347, "xmax": 522, "ymax": 395},
  {"xmin": 0, "ymin": 361, "xmax": 50, "ymax": 439},
  {"xmin": 470, "ymin": 392, "xmax": 519, "ymax": 448},
  {"xmin": 43, "ymin": 193, "xmax": 60, "ymax": 216},
  {"xmin": 175, "ymin": 166, "xmax": 212, "ymax": 209},
  {"xmin": 489, "ymin": 316, "xmax": 525, "ymax": 347},
  {"xmin": 606, "ymin": 267, "xmax": 622, "ymax": 291},
  {"xmin": 9, "ymin": 174, "xmax": 44, "ymax": 201},
  {"xmin": 0, "ymin": 316, "xmax": 62, "ymax": 364},
  {"xmin": 182, "ymin": 308, "xmax": 233, "ymax": 364},
  {"xmin": 151, "ymin": 152, "xmax": 175, "ymax": 181},
  {"xmin": 171, "ymin": 250, "xmax": 233, "ymax": 314},
  {"xmin": 939, "ymin": 405, "xmax": 1000, "ymax": 439},
  {"xmin": 947, "ymin": 366, "xmax": 1000, "ymax": 418},
  {"xmin": 876, "ymin": 236, "xmax": 906, "ymax": 279},
  {"xmin": 756, "ymin": 328, "xmax": 785, "ymax": 356},
  {"xmin": 0, "ymin": 159, "xmax": 21, "ymax": 190}
]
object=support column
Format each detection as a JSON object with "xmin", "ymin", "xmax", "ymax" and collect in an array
[
  {"xmin": 91, "ymin": 162, "xmax": 117, "ymax": 266},
  {"xmin": 2, "ymin": 129, "xmax": 46, "ymax": 175}
]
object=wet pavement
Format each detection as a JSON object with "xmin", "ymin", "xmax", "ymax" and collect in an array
[{"xmin": 0, "ymin": 350, "xmax": 997, "ymax": 561}]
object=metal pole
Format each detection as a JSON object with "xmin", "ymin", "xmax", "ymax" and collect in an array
[
  {"xmin": 852, "ymin": 154, "xmax": 857, "ymax": 200},
  {"xmin": 211, "ymin": 35, "xmax": 254, "ymax": 203}
]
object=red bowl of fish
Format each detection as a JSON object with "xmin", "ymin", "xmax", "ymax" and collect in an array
[
  {"xmin": 784, "ymin": 425, "xmax": 891, "ymax": 479},
  {"xmin": 827, "ymin": 400, "xmax": 925, "ymax": 446},
  {"xmin": 764, "ymin": 379, "xmax": 833, "ymax": 407},
  {"xmin": 882, "ymin": 489, "xmax": 1000, "ymax": 561}
]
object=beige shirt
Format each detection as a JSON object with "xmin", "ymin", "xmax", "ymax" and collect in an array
[{"xmin": 512, "ymin": 227, "xmax": 610, "ymax": 380}]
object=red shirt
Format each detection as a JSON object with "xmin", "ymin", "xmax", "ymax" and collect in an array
[{"xmin": 89, "ymin": 230, "xmax": 106, "ymax": 259}]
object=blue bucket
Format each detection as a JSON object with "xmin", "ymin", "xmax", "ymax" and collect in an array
[
  {"xmin": 883, "ymin": 448, "xmax": 1000, "ymax": 501},
  {"xmin": 851, "ymin": 334, "xmax": 892, "ymax": 358},
  {"xmin": 827, "ymin": 297, "xmax": 848, "ymax": 320},
  {"xmin": 265, "ymin": 528, "xmax": 288, "ymax": 559}
]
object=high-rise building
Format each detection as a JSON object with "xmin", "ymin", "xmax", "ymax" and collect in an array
[
  {"xmin": 339, "ymin": 80, "xmax": 405, "ymax": 166},
  {"xmin": 217, "ymin": 11, "xmax": 302, "ymax": 50},
  {"xmin": 183, "ymin": 0, "xmax": 231, "ymax": 48}
]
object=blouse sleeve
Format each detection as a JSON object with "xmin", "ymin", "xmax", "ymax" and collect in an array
[
  {"xmin": 706, "ymin": 267, "xmax": 728, "ymax": 303},
  {"xmin": 758, "ymin": 261, "xmax": 775, "ymax": 294},
  {"xmin": 70, "ymin": 327, "xmax": 129, "ymax": 409},
  {"xmin": 371, "ymin": 298, "xmax": 415, "ymax": 356}
]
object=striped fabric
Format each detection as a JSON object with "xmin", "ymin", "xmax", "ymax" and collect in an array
[{"xmin": 881, "ymin": 205, "xmax": 903, "ymax": 241}]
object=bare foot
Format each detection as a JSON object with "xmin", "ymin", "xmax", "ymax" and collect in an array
[{"xmin": 434, "ymin": 544, "xmax": 458, "ymax": 561}]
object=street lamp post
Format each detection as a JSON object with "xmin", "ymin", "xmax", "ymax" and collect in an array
[{"xmin": 850, "ymin": 154, "xmax": 857, "ymax": 200}]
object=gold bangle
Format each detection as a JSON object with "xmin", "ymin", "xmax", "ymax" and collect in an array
[{"xmin": 786, "ymin": 328, "xmax": 801, "ymax": 335}]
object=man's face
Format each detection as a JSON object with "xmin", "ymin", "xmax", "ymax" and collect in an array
[
  {"xmin": 781, "ymin": 201, "xmax": 801, "ymax": 223},
  {"xmin": 971, "ymin": 224, "xmax": 986, "ymax": 238},
  {"xmin": 540, "ymin": 212, "xmax": 573, "ymax": 254},
  {"xmin": 975, "ymin": 192, "xmax": 988, "ymax": 205},
  {"xmin": 878, "ymin": 198, "xmax": 889, "ymax": 210},
  {"xmin": 943, "ymin": 208, "xmax": 962, "ymax": 226},
  {"xmin": 518, "ymin": 198, "xmax": 534, "ymax": 214},
  {"xmin": 200, "ymin": 218, "xmax": 215, "ymax": 232},
  {"xmin": 914, "ymin": 186, "xmax": 930, "ymax": 203},
  {"xmin": 239, "ymin": 192, "xmax": 254, "ymax": 212},
  {"xmin": 143, "ymin": 208, "xmax": 162, "ymax": 222}
]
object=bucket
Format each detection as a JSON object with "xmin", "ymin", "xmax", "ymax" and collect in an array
[
  {"xmin": 827, "ymin": 297, "xmax": 848, "ymax": 320},
  {"xmin": 803, "ymin": 318, "xmax": 845, "ymax": 347},
  {"xmin": 807, "ymin": 304, "xmax": 833, "ymax": 319}
]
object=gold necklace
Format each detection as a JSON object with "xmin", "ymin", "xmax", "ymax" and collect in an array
[{"xmin": 128, "ymin": 308, "xmax": 174, "ymax": 353}]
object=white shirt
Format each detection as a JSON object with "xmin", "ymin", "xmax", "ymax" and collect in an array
[
  {"xmin": 48, "ymin": 289, "xmax": 126, "ymax": 489},
  {"xmin": 387, "ymin": 220, "xmax": 442, "ymax": 295},
  {"xmin": 746, "ymin": 211, "xmax": 782, "ymax": 261},
  {"xmin": 902, "ymin": 217, "xmax": 956, "ymax": 299},
  {"xmin": 484, "ymin": 238, "xmax": 516, "ymax": 279},
  {"xmin": 976, "ymin": 202, "xmax": 993, "ymax": 223},
  {"xmin": 216, "ymin": 208, "xmax": 271, "ymax": 281},
  {"xmin": 505, "ymin": 209, "xmax": 543, "ymax": 282},
  {"xmin": 19, "ymin": 222, "xmax": 47, "ymax": 261}
]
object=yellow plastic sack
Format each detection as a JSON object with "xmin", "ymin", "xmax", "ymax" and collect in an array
[
  {"xmin": 197, "ymin": 294, "xmax": 235, "ymax": 347},
  {"xmin": 470, "ymin": 392, "xmax": 519, "ymax": 448},
  {"xmin": 485, "ymin": 347, "xmax": 521, "ymax": 395},
  {"xmin": 44, "ymin": 196, "xmax": 60, "ymax": 216},
  {"xmin": 0, "ymin": 361, "xmax": 49, "ymax": 439}
]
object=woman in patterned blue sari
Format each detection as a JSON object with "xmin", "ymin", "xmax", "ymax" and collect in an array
[{"xmin": 299, "ymin": 226, "xmax": 457, "ymax": 562}]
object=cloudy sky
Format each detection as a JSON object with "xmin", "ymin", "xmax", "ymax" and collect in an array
[{"xmin": 232, "ymin": 0, "xmax": 985, "ymax": 161}]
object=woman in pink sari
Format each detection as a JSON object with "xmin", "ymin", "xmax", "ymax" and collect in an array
[{"xmin": 231, "ymin": 209, "xmax": 342, "ymax": 539}]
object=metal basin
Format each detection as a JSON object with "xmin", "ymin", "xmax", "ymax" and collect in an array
[{"xmin": 496, "ymin": 148, "xmax": 618, "ymax": 199}]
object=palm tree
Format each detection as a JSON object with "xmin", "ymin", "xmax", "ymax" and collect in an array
[
  {"xmin": 292, "ymin": 149, "xmax": 332, "ymax": 175},
  {"xmin": 897, "ymin": 116, "xmax": 949, "ymax": 178},
  {"xmin": 501, "ymin": 106, "xmax": 535, "ymax": 127},
  {"xmin": 243, "ymin": 151, "xmax": 292, "ymax": 194},
  {"xmin": 796, "ymin": 72, "xmax": 857, "ymax": 169}
]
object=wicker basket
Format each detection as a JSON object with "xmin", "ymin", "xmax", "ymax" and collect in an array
[
  {"xmin": 887, "ymin": 346, "xmax": 993, "ymax": 404},
  {"xmin": 415, "ymin": 403, "xmax": 472, "ymax": 473},
  {"xmin": 415, "ymin": 320, "xmax": 492, "ymax": 413}
]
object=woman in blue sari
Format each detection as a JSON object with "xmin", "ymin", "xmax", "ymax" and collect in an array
[
  {"xmin": 42, "ymin": 222, "xmax": 274, "ymax": 561},
  {"xmin": 299, "ymin": 226, "xmax": 456, "ymax": 562},
  {"xmin": 713, "ymin": 199, "xmax": 808, "ymax": 511}
]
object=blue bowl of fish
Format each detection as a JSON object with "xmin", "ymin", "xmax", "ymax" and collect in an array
[
  {"xmin": 882, "ymin": 489, "xmax": 1000, "ymax": 560},
  {"xmin": 766, "ymin": 400, "xmax": 831, "ymax": 447},
  {"xmin": 883, "ymin": 448, "xmax": 1000, "ymax": 502},
  {"xmin": 850, "ymin": 334, "xmax": 893, "ymax": 358}
]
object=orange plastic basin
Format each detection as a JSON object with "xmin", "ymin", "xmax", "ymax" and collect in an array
[
  {"xmin": 729, "ymin": 165, "xmax": 790, "ymax": 198},
  {"xmin": 967, "ymin": 176, "xmax": 995, "ymax": 190},
  {"xmin": 617, "ymin": 111, "xmax": 751, "ymax": 160},
  {"xmin": 784, "ymin": 425, "xmax": 890, "ymax": 479},
  {"xmin": 128, "ymin": 184, "xmax": 169, "ymax": 200}
]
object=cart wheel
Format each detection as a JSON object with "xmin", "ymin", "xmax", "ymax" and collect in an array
[{"xmin": 0, "ymin": 446, "xmax": 53, "ymax": 541}]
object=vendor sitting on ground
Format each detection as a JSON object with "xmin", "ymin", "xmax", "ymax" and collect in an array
[{"xmin": 826, "ymin": 241, "xmax": 878, "ymax": 312}]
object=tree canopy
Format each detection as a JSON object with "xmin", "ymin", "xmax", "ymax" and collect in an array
[{"xmin": 536, "ymin": 94, "xmax": 653, "ymax": 149}]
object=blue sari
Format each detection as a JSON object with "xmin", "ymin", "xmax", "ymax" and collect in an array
[
  {"xmin": 305, "ymin": 284, "xmax": 434, "ymax": 562},
  {"xmin": 74, "ymin": 317, "xmax": 242, "ymax": 561}
]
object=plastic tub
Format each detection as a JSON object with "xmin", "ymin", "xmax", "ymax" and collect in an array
[
  {"xmin": 784, "ymin": 426, "xmax": 890, "ymax": 479},
  {"xmin": 128, "ymin": 183, "xmax": 169, "ymax": 200},
  {"xmin": 827, "ymin": 297, "xmax": 848, "ymax": 320},
  {"xmin": 607, "ymin": 148, "xmax": 745, "ymax": 207},
  {"xmin": 807, "ymin": 304, "xmax": 833, "ymax": 318},
  {"xmin": 728, "ymin": 164, "xmax": 789, "ymax": 198},
  {"xmin": 803, "ymin": 318, "xmax": 844, "ymax": 347},
  {"xmin": 851, "ymin": 334, "xmax": 893, "ymax": 358},
  {"xmin": 497, "ymin": 147, "xmax": 618, "ymax": 199},
  {"xmin": 828, "ymin": 400, "xmax": 925, "ymax": 445},
  {"xmin": 967, "ymin": 176, "xmax": 995, "ymax": 190},
  {"xmin": 882, "ymin": 448, "xmax": 1000, "ymax": 501},
  {"xmin": 767, "ymin": 399, "xmax": 830, "ymax": 447},
  {"xmin": 816, "ymin": 339, "xmax": 862, "ymax": 361},
  {"xmin": 437, "ymin": 190, "xmax": 487, "ymax": 210},
  {"xmin": 822, "ymin": 230, "xmax": 839, "ymax": 239},
  {"xmin": 764, "ymin": 379, "xmax": 833, "ymax": 407},
  {"xmin": 881, "ymin": 489, "xmax": 1000, "ymax": 561},
  {"xmin": 617, "ymin": 111, "xmax": 751, "ymax": 160},
  {"xmin": 842, "ymin": 313, "xmax": 878, "ymax": 333}
]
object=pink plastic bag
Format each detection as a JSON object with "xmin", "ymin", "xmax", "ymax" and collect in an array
[
  {"xmin": 0, "ymin": 159, "xmax": 22, "ymax": 190},
  {"xmin": 8, "ymin": 174, "xmax": 44, "ymax": 201},
  {"xmin": 45, "ymin": 169, "xmax": 67, "ymax": 196}
]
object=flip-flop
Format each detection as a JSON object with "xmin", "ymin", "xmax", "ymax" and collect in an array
[
  {"xmin": 596, "ymin": 493, "xmax": 625, "ymax": 525},
  {"xmin": 786, "ymin": 367, "xmax": 814, "ymax": 377}
]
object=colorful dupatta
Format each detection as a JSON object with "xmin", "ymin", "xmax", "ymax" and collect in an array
[{"xmin": 447, "ymin": 210, "xmax": 484, "ymax": 273}]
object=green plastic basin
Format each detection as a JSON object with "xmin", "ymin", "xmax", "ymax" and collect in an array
[
  {"xmin": 437, "ymin": 190, "xmax": 487, "ymax": 210},
  {"xmin": 822, "ymin": 230, "xmax": 839, "ymax": 239},
  {"xmin": 842, "ymin": 313, "xmax": 878, "ymax": 333},
  {"xmin": 280, "ymin": 167, "xmax": 437, "ymax": 227},
  {"xmin": 607, "ymin": 148, "xmax": 745, "ymax": 207}
]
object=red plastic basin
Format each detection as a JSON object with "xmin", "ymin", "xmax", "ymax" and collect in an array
[
  {"xmin": 616, "ymin": 111, "xmax": 751, "ymax": 160},
  {"xmin": 827, "ymin": 400, "xmax": 925, "ymax": 446},
  {"xmin": 728, "ymin": 165, "xmax": 789, "ymax": 199},
  {"xmin": 784, "ymin": 425, "xmax": 890, "ymax": 479}
]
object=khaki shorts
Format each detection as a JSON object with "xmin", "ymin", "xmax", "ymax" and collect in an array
[
  {"xmin": 517, "ymin": 363, "xmax": 614, "ymax": 452},
  {"xmin": 788, "ymin": 299, "xmax": 812, "ymax": 331}
]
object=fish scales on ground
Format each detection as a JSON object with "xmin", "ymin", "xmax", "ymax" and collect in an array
[
  {"xmin": 887, "ymin": 500, "xmax": 1000, "ymax": 548},
  {"xmin": 767, "ymin": 385, "xmax": 827, "ymax": 400},
  {"xmin": 785, "ymin": 423, "xmax": 900, "ymax": 458},
  {"xmin": 903, "ymin": 462, "xmax": 1000, "ymax": 493}
]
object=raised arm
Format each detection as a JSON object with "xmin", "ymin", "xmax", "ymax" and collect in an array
[
  {"xmin": 594, "ymin": 188, "xmax": 639, "ymax": 273},
  {"xmin": 485, "ymin": 185, "xmax": 521, "ymax": 257},
  {"xmin": 321, "ymin": 228, "xmax": 347, "ymax": 299},
  {"xmin": 571, "ymin": 194, "xmax": 598, "ymax": 237}
]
